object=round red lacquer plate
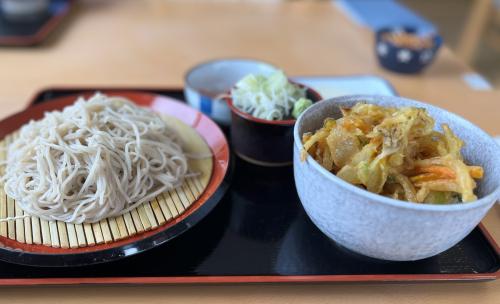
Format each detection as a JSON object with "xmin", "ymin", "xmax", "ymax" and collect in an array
[{"xmin": 0, "ymin": 91, "xmax": 231, "ymax": 266}]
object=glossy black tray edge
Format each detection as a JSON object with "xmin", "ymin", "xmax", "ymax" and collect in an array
[{"xmin": 0, "ymin": 86, "xmax": 496, "ymax": 285}]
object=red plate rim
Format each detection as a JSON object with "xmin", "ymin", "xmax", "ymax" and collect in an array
[{"xmin": 0, "ymin": 90, "xmax": 230, "ymax": 254}]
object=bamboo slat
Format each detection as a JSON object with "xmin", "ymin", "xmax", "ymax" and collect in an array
[
  {"xmin": 7, "ymin": 197, "xmax": 15, "ymax": 240},
  {"xmin": 137, "ymin": 204, "xmax": 152, "ymax": 231},
  {"xmin": 163, "ymin": 192, "xmax": 179, "ymax": 218},
  {"xmin": 49, "ymin": 221, "xmax": 60, "ymax": 248},
  {"xmin": 75, "ymin": 224, "xmax": 87, "ymax": 247},
  {"xmin": 108, "ymin": 218, "xmax": 121, "ymax": 241},
  {"xmin": 122, "ymin": 212, "xmax": 136, "ymax": 236},
  {"xmin": 0, "ymin": 138, "xmax": 6, "ymax": 237},
  {"xmin": 57, "ymin": 221, "xmax": 69, "ymax": 249},
  {"xmin": 92, "ymin": 222, "xmax": 104, "ymax": 245},
  {"xmin": 177, "ymin": 186, "xmax": 192, "ymax": 209},
  {"xmin": 83, "ymin": 223, "xmax": 95, "ymax": 246},
  {"xmin": 32, "ymin": 217, "xmax": 41, "ymax": 245},
  {"xmin": 40, "ymin": 219, "xmax": 51, "ymax": 246},
  {"xmin": 24, "ymin": 215, "xmax": 32, "ymax": 244},
  {"xmin": 67, "ymin": 223, "xmax": 78, "ymax": 248},
  {"xmin": 151, "ymin": 199, "xmax": 166, "ymax": 225},
  {"xmin": 14, "ymin": 203, "xmax": 24, "ymax": 243},
  {"xmin": 100, "ymin": 219, "xmax": 113, "ymax": 243},
  {"xmin": 143, "ymin": 203, "xmax": 158, "ymax": 229},
  {"xmin": 115, "ymin": 216, "xmax": 129, "ymax": 239},
  {"xmin": 129, "ymin": 209, "xmax": 142, "ymax": 232},
  {"xmin": 0, "ymin": 195, "xmax": 7, "ymax": 238},
  {"xmin": 170, "ymin": 191, "xmax": 185, "ymax": 215},
  {"xmin": 157, "ymin": 195, "xmax": 173, "ymax": 222}
]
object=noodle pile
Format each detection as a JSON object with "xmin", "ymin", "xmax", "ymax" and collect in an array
[{"xmin": 2, "ymin": 93, "xmax": 189, "ymax": 224}]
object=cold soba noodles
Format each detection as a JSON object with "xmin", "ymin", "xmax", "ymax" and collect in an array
[{"xmin": 2, "ymin": 93, "xmax": 190, "ymax": 224}]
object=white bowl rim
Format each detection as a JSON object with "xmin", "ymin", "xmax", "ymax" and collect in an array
[
  {"xmin": 184, "ymin": 57, "xmax": 278, "ymax": 91},
  {"xmin": 293, "ymin": 94, "xmax": 500, "ymax": 212}
]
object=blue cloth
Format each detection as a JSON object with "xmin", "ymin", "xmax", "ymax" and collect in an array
[{"xmin": 335, "ymin": 0, "xmax": 437, "ymax": 34}]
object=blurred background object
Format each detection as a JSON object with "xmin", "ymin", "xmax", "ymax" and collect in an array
[
  {"xmin": 0, "ymin": 0, "xmax": 72, "ymax": 46},
  {"xmin": 374, "ymin": 27, "xmax": 442, "ymax": 74},
  {"xmin": 0, "ymin": 0, "xmax": 49, "ymax": 21},
  {"xmin": 401, "ymin": 0, "xmax": 500, "ymax": 88}
]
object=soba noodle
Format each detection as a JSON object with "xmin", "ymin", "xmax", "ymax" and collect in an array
[{"xmin": 2, "ymin": 93, "xmax": 190, "ymax": 224}]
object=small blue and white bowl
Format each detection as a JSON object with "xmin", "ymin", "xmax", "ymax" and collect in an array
[
  {"xmin": 184, "ymin": 59, "xmax": 277, "ymax": 126},
  {"xmin": 375, "ymin": 27, "xmax": 442, "ymax": 74},
  {"xmin": 294, "ymin": 95, "xmax": 500, "ymax": 261}
]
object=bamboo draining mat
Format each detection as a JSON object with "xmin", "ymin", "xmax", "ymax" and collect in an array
[{"xmin": 0, "ymin": 115, "xmax": 213, "ymax": 249}]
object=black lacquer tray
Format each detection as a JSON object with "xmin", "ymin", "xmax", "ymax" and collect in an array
[{"xmin": 0, "ymin": 86, "xmax": 496, "ymax": 286}]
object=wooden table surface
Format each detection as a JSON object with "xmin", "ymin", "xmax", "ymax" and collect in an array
[{"xmin": 0, "ymin": 0, "xmax": 498, "ymax": 303}]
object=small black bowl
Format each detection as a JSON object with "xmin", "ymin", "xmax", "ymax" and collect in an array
[
  {"xmin": 227, "ymin": 83, "xmax": 322, "ymax": 167},
  {"xmin": 375, "ymin": 27, "xmax": 442, "ymax": 74}
]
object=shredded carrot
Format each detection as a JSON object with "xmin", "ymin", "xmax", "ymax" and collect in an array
[
  {"xmin": 410, "ymin": 173, "xmax": 442, "ymax": 183},
  {"xmin": 414, "ymin": 165, "xmax": 456, "ymax": 179}
]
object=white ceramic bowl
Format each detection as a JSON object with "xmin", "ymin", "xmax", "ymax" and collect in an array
[
  {"xmin": 293, "ymin": 95, "xmax": 500, "ymax": 261},
  {"xmin": 184, "ymin": 58, "xmax": 277, "ymax": 125}
]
